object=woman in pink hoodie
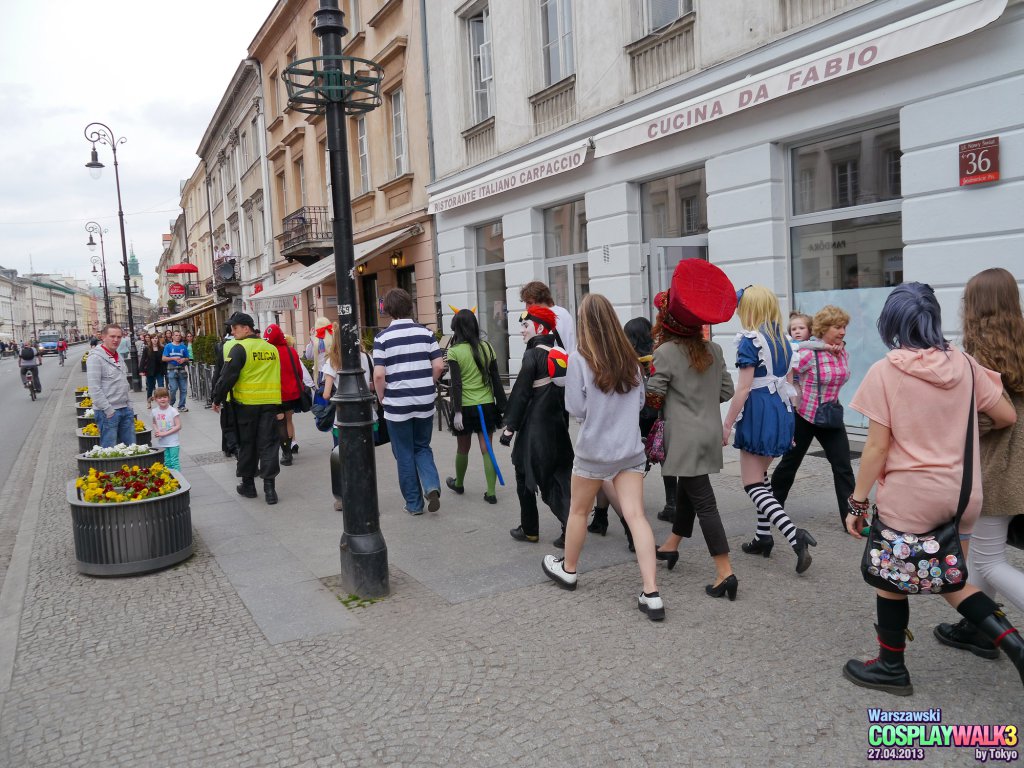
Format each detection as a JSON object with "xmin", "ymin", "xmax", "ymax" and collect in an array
[
  {"xmin": 842, "ymin": 282, "xmax": 1023, "ymax": 696},
  {"xmin": 263, "ymin": 324, "xmax": 306, "ymax": 466}
]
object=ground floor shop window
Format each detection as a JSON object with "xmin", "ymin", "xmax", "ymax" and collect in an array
[
  {"xmin": 476, "ymin": 222, "xmax": 508, "ymax": 376},
  {"xmin": 397, "ymin": 267, "xmax": 417, "ymax": 322},
  {"xmin": 547, "ymin": 261, "xmax": 589, "ymax": 319},
  {"xmin": 640, "ymin": 167, "xmax": 707, "ymax": 239},
  {"xmin": 360, "ymin": 273, "xmax": 378, "ymax": 331}
]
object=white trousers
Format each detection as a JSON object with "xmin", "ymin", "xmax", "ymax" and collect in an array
[{"xmin": 967, "ymin": 515, "xmax": 1024, "ymax": 613}]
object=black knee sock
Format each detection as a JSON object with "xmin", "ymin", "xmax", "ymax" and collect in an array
[
  {"xmin": 956, "ymin": 591, "xmax": 1002, "ymax": 626},
  {"xmin": 876, "ymin": 595, "xmax": 910, "ymax": 633},
  {"xmin": 744, "ymin": 483, "xmax": 797, "ymax": 546}
]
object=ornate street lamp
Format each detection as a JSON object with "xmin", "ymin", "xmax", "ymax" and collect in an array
[
  {"xmin": 86, "ymin": 221, "xmax": 112, "ymax": 325},
  {"xmin": 83, "ymin": 121, "xmax": 142, "ymax": 391},
  {"xmin": 284, "ymin": 0, "xmax": 387, "ymax": 597}
]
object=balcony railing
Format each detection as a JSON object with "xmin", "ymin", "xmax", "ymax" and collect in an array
[{"xmin": 280, "ymin": 206, "xmax": 332, "ymax": 254}]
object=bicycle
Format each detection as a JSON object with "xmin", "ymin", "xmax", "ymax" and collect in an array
[
  {"xmin": 23, "ymin": 369, "xmax": 36, "ymax": 401},
  {"xmin": 58, "ymin": 349, "xmax": 66, "ymax": 366}
]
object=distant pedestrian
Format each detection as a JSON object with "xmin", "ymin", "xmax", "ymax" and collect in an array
[
  {"xmin": 373, "ymin": 289, "xmax": 444, "ymax": 516},
  {"xmin": 18, "ymin": 343, "xmax": 42, "ymax": 394},
  {"xmin": 541, "ymin": 293, "xmax": 663, "ymax": 621},
  {"xmin": 86, "ymin": 324, "xmax": 134, "ymax": 447},
  {"xmin": 519, "ymin": 281, "xmax": 576, "ymax": 353},
  {"xmin": 444, "ymin": 308, "xmax": 507, "ymax": 504},
  {"xmin": 162, "ymin": 330, "xmax": 190, "ymax": 412},
  {"xmin": 303, "ymin": 316, "xmax": 334, "ymax": 374},
  {"xmin": 212, "ymin": 312, "xmax": 282, "ymax": 505},
  {"xmin": 150, "ymin": 387, "xmax": 182, "ymax": 471},
  {"xmin": 141, "ymin": 335, "xmax": 167, "ymax": 405},
  {"xmin": 722, "ymin": 285, "xmax": 817, "ymax": 574},
  {"xmin": 502, "ymin": 305, "xmax": 572, "ymax": 546}
]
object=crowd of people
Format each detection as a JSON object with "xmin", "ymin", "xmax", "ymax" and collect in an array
[{"xmin": 69, "ymin": 263, "xmax": 1024, "ymax": 696}]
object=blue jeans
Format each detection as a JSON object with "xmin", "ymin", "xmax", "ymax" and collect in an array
[
  {"xmin": 166, "ymin": 368, "xmax": 187, "ymax": 408},
  {"xmin": 387, "ymin": 416, "xmax": 440, "ymax": 513},
  {"xmin": 146, "ymin": 371, "xmax": 165, "ymax": 399},
  {"xmin": 95, "ymin": 407, "xmax": 136, "ymax": 448}
]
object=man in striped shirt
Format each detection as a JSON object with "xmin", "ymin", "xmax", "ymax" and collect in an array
[{"xmin": 373, "ymin": 288, "xmax": 445, "ymax": 515}]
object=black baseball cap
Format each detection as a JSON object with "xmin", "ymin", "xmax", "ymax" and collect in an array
[{"xmin": 227, "ymin": 312, "xmax": 255, "ymax": 329}]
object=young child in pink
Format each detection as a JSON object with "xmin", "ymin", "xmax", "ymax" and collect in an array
[{"xmin": 151, "ymin": 386, "xmax": 182, "ymax": 471}]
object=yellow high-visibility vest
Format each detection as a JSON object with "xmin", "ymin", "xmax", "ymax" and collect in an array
[{"xmin": 227, "ymin": 336, "xmax": 282, "ymax": 405}]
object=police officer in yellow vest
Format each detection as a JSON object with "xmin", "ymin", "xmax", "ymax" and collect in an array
[{"xmin": 212, "ymin": 312, "xmax": 283, "ymax": 504}]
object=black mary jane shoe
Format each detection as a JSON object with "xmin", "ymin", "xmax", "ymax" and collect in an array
[
  {"xmin": 741, "ymin": 536, "xmax": 774, "ymax": 557},
  {"xmin": 445, "ymin": 477, "xmax": 465, "ymax": 494}
]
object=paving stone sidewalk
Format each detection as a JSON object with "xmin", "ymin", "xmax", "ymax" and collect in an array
[{"xmin": 0, "ymin": 371, "xmax": 1021, "ymax": 767}]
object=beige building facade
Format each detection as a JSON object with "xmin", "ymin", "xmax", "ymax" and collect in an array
[{"xmin": 248, "ymin": 0, "xmax": 439, "ymax": 345}]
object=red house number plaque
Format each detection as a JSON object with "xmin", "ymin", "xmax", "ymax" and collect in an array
[{"xmin": 959, "ymin": 137, "xmax": 999, "ymax": 186}]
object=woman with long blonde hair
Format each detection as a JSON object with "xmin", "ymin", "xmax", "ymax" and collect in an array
[
  {"xmin": 934, "ymin": 267, "xmax": 1024, "ymax": 658},
  {"xmin": 722, "ymin": 285, "xmax": 817, "ymax": 574},
  {"xmin": 541, "ymin": 294, "xmax": 664, "ymax": 621}
]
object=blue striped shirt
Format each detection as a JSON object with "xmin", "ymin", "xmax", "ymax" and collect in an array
[{"xmin": 373, "ymin": 319, "xmax": 442, "ymax": 421}]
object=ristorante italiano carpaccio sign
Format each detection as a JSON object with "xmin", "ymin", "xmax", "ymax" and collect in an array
[{"xmin": 593, "ymin": 0, "xmax": 1007, "ymax": 158}]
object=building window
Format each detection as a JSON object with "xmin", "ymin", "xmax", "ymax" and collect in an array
[
  {"xmin": 540, "ymin": 0, "xmax": 574, "ymax": 86},
  {"xmin": 241, "ymin": 132, "xmax": 249, "ymax": 168},
  {"xmin": 356, "ymin": 117, "xmax": 370, "ymax": 194},
  {"xmin": 251, "ymin": 118, "xmax": 261, "ymax": 156},
  {"xmin": 390, "ymin": 89, "xmax": 408, "ymax": 177},
  {"xmin": 296, "ymin": 158, "xmax": 306, "ymax": 206},
  {"xmin": 276, "ymin": 172, "xmax": 287, "ymax": 217},
  {"xmin": 347, "ymin": 0, "xmax": 360, "ymax": 33},
  {"xmin": 886, "ymin": 148, "xmax": 902, "ymax": 197},
  {"xmin": 544, "ymin": 199, "xmax": 588, "ymax": 317},
  {"xmin": 640, "ymin": 168, "xmax": 707, "ymax": 239},
  {"xmin": 468, "ymin": 8, "xmax": 494, "ymax": 124},
  {"xmin": 832, "ymin": 160, "xmax": 859, "ymax": 208},
  {"xmin": 397, "ymin": 267, "xmax": 417, "ymax": 320},
  {"xmin": 268, "ymin": 70, "xmax": 279, "ymax": 115},
  {"xmin": 643, "ymin": 0, "xmax": 692, "ymax": 33},
  {"xmin": 476, "ymin": 221, "xmax": 507, "ymax": 376}
]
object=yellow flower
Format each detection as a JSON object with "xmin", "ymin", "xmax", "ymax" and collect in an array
[
  {"xmin": 76, "ymin": 478, "xmax": 84, "ymax": 489},
  {"xmin": 105, "ymin": 491, "xmax": 118, "ymax": 500}
]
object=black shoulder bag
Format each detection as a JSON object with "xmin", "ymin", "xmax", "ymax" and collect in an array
[
  {"xmin": 860, "ymin": 357, "xmax": 975, "ymax": 595},
  {"xmin": 812, "ymin": 352, "xmax": 845, "ymax": 429}
]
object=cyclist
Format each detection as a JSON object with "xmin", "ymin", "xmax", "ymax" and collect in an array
[
  {"xmin": 18, "ymin": 343, "xmax": 42, "ymax": 393},
  {"xmin": 57, "ymin": 337, "xmax": 68, "ymax": 365}
]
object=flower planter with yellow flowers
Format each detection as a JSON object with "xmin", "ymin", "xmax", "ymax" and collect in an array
[
  {"xmin": 76, "ymin": 445, "xmax": 166, "ymax": 475},
  {"xmin": 75, "ymin": 388, "xmax": 89, "ymax": 403},
  {"xmin": 68, "ymin": 465, "xmax": 192, "ymax": 576},
  {"xmin": 77, "ymin": 420, "xmax": 151, "ymax": 453}
]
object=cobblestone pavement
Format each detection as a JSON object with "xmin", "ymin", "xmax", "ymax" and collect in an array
[{"xmin": 0, "ymin": 370, "xmax": 1021, "ymax": 767}]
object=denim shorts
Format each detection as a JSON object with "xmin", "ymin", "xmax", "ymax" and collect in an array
[{"xmin": 572, "ymin": 461, "xmax": 646, "ymax": 482}]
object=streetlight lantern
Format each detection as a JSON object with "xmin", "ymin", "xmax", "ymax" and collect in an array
[
  {"xmin": 85, "ymin": 221, "xmax": 112, "ymax": 326},
  {"xmin": 82, "ymin": 121, "xmax": 141, "ymax": 391},
  {"xmin": 85, "ymin": 146, "xmax": 104, "ymax": 180},
  {"xmin": 284, "ymin": 0, "xmax": 387, "ymax": 597}
]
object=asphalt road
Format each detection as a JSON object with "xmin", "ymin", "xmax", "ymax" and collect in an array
[{"xmin": 0, "ymin": 349, "xmax": 74, "ymax": 490}]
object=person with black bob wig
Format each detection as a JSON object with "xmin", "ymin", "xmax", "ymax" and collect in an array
[{"xmin": 843, "ymin": 281, "xmax": 1024, "ymax": 695}]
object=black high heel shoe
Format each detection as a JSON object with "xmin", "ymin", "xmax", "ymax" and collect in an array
[
  {"xmin": 656, "ymin": 550, "xmax": 679, "ymax": 571},
  {"xmin": 705, "ymin": 574, "xmax": 738, "ymax": 601},
  {"xmin": 793, "ymin": 528, "xmax": 817, "ymax": 574},
  {"xmin": 741, "ymin": 536, "xmax": 774, "ymax": 557},
  {"xmin": 587, "ymin": 506, "xmax": 609, "ymax": 536}
]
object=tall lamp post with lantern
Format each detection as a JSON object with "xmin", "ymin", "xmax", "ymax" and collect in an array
[
  {"xmin": 83, "ymin": 121, "xmax": 142, "ymax": 391},
  {"xmin": 85, "ymin": 222, "xmax": 112, "ymax": 325},
  {"xmin": 283, "ymin": 0, "xmax": 388, "ymax": 597}
]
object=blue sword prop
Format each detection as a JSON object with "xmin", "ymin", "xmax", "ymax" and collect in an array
[{"xmin": 478, "ymin": 404, "xmax": 505, "ymax": 486}]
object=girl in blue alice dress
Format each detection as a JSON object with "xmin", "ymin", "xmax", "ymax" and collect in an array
[{"xmin": 722, "ymin": 285, "xmax": 817, "ymax": 574}]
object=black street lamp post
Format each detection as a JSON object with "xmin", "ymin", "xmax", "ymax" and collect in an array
[
  {"xmin": 83, "ymin": 122, "xmax": 142, "ymax": 391},
  {"xmin": 285, "ymin": 0, "xmax": 388, "ymax": 597},
  {"xmin": 85, "ymin": 221, "xmax": 112, "ymax": 325}
]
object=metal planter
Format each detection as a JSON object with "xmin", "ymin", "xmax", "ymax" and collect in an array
[
  {"xmin": 67, "ymin": 470, "xmax": 192, "ymax": 576},
  {"xmin": 76, "ymin": 405, "xmax": 92, "ymax": 417},
  {"xmin": 76, "ymin": 448, "xmax": 166, "ymax": 475},
  {"xmin": 80, "ymin": 360, "xmax": 87, "ymax": 372},
  {"xmin": 76, "ymin": 415, "xmax": 95, "ymax": 429},
  {"xmin": 75, "ymin": 392, "xmax": 89, "ymax": 403},
  {"xmin": 76, "ymin": 428, "xmax": 150, "ymax": 453}
]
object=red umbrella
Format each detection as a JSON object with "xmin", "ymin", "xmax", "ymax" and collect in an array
[{"xmin": 166, "ymin": 263, "xmax": 199, "ymax": 274}]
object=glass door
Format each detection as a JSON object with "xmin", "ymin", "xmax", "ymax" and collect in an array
[{"xmin": 646, "ymin": 236, "xmax": 709, "ymax": 320}]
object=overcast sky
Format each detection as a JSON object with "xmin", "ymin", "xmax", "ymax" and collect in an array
[{"xmin": 0, "ymin": 0, "xmax": 275, "ymax": 299}]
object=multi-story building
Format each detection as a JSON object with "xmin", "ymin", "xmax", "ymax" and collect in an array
[
  {"xmin": 248, "ymin": 0, "xmax": 438, "ymax": 344},
  {"xmin": 0, "ymin": 267, "xmax": 25, "ymax": 345},
  {"xmin": 197, "ymin": 59, "xmax": 277, "ymax": 330},
  {"xmin": 424, "ymin": 0, "xmax": 1024, "ymax": 425}
]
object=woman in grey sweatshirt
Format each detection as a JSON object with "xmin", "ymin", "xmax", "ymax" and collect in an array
[{"xmin": 541, "ymin": 294, "xmax": 664, "ymax": 621}]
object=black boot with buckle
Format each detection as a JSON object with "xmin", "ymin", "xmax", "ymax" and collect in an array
[
  {"xmin": 843, "ymin": 624, "xmax": 914, "ymax": 697},
  {"xmin": 587, "ymin": 506, "xmax": 609, "ymax": 535},
  {"xmin": 264, "ymin": 479, "xmax": 278, "ymax": 505}
]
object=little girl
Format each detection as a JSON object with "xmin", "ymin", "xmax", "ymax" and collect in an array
[
  {"xmin": 788, "ymin": 311, "xmax": 832, "ymax": 387},
  {"xmin": 151, "ymin": 386, "xmax": 182, "ymax": 471}
]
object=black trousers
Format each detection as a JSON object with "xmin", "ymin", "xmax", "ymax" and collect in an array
[
  {"xmin": 671, "ymin": 475, "xmax": 730, "ymax": 556},
  {"xmin": 220, "ymin": 402, "xmax": 239, "ymax": 456},
  {"xmin": 771, "ymin": 413, "xmax": 855, "ymax": 527},
  {"xmin": 516, "ymin": 466, "xmax": 570, "ymax": 537},
  {"xmin": 234, "ymin": 403, "xmax": 280, "ymax": 480}
]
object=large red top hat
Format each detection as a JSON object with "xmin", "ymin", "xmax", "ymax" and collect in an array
[{"xmin": 654, "ymin": 259, "xmax": 737, "ymax": 333}]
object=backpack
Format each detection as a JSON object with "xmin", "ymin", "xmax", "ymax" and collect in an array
[{"xmin": 20, "ymin": 347, "xmax": 35, "ymax": 361}]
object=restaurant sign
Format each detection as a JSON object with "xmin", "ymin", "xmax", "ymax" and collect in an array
[
  {"xmin": 427, "ymin": 139, "xmax": 590, "ymax": 214},
  {"xmin": 593, "ymin": 0, "xmax": 1006, "ymax": 158}
]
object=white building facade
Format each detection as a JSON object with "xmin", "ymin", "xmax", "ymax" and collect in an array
[{"xmin": 424, "ymin": 0, "xmax": 1024, "ymax": 427}]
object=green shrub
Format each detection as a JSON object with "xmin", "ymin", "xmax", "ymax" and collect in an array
[{"xmin": 191, "ymin": 334, "xmax": 221, "ymax": 365}]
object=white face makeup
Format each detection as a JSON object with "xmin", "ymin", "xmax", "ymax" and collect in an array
[{"xmin": 520, "ymin": 320, "xmax": 537, "ymax": 342}]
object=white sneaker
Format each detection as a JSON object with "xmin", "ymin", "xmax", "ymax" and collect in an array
[
  {"xmin": 542, "ymin": 555, "xmax": 578, "ymax": 591},
  {"xmin": 638, "ymin": 591, "xmax": 665, "ymax": 621}
]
